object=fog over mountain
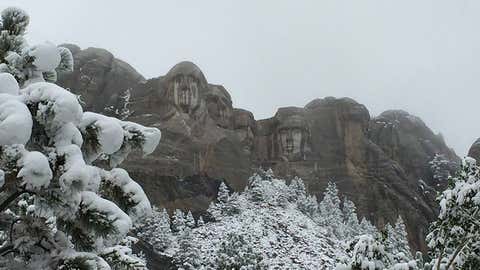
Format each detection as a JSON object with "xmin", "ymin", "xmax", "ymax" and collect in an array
[{"xmin": 4, "ymin": 0, "xmax": 479, "ymax": 155}]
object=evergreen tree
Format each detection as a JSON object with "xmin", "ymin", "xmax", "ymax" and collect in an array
[
  {"xmin": 217, "ymin": 181, "xmax": 230, "ymax": 203},
  {"xmin": 298, "ymin": 194, "xmax": 318, "ymax": 217},
  {"xmin": 185, "ymin": 211, "xmax": 195, "ymax": 228},
  {"xmin": 208, "ymin": 182, "xmax": 240, "ymax": 220},
  {"xmin": 384, "ymin": 223, "xmax": 395, "ymax": 253},
  {"xmin": 359, "ymin": 217, "xmax": 377, "ymax": 236},
  {"xmin": 318, "ymin": 182, "xmax": 345, "ymax": 239},
  {"xmin": 288, "ymin": 176, "xmax": 307, "ymax": 201},
  {"xmin": 426, "ymin": 157, "xmax": 480, "ymax": 270},
  {"xmin": 0, "ymin": 8, "xmax": 73, "ymax": 87},
  {"xmin": 336, "ymin": 234, "xmax": 416, "ymax": 270},
  {"xmin": 214, "ymin": 232, "xmax": 266, "ymax": 270},
  {"xmin": 336, "ymin": 234, "xmax": 392, "ymax": 270},
  {"xmin": 248, "ymin": 173, "xmax": 265, "ymax": 202},
  {"xmin": 135, "ymin": 207, "xmax": 172, "ymax": 251},
  {"xmin": 265, "ymin": 168, "xmax": 274, "ymax": 180},
  {"xmin": 172, "ymin": 209, "xmax": 186, "ymax": 233},
  {"xmin": 197, "ymin": 216, "xmax": 205, "ymax": 227},
  {"xmin": 343, "ymin": 197, "xmax": 361, "ymax": 239},
  {"xmin": 0, "ymin": 7, "xmax": 160, "ymax": 269},
  {"xmin": 175, "ymin": 227, "xmax": 202, "ymax": 270},
  {"xmin": 276, "ymin": 187, "xmax": 290, "ymax": 207},
  {"xmin": 389, "ymin": 216, "xmax": 411, "ymax": 260}
]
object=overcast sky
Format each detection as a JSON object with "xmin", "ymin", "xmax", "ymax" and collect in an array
[{"xmin": 2, "ymin": 1, "xmax": 478, "ymax": 155}]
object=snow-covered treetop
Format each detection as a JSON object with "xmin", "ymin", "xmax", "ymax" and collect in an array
[
  {"xmin": 0, "ymin": 7, "xmax": 73, "ymax": 87},
  {"xmin": 1, "ymin": 7, "xmax": 29, "ymax": 35}
]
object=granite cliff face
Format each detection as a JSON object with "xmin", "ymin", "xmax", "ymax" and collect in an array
[{"xmin": 57, "ymin": 45, "xmax": 459, "ymax": 252}]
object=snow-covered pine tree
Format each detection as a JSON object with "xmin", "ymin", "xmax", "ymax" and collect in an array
[
  {"xmin": 175, "ymin": 227, "xmax": 202, "ymax": 270},
  {"xmin": 318, "ymin": 181, "xmax": 345, "ymax": 239},
  {"xmin": 217, "ymin": 181, "xmax": 229, "ymax": 203},
  {"xmin": 426, "ymin": 157, "xmax": 480, "ymax": 270},
  {"xmin": 0, "ymin": 8, "xmax": 73, "ymax": 87},
  {"xmin": 185, "ymin": 211, "xmax": 195, "ymax": 228},
  {"xmin": 0, "ymin": 7, "xmax": 160, "ymax": 269},
  {"xmin": 171, "ymin": 209, "xmax": 186, "ymax": 233},
  {"xmin": 384, "ymin": 223, "xmax": 395, "ymax": 255},
  {"xmin": 248, "ymin": 173, "xmax": 265, "ymax": 202},
  {"xmin": 196, "ymin": 216, "xmax": 205, "ymax": 227},
  {"xmin": 297, "ymin": 194, "xmax": 318, "ymax": 217},
  {"xmin": 359, "ymin": 217, "xmax": 377, "ymax": 236},
  {"xmin": 336, "ymin": 233, "xmax": 416, "ymax": 270},
  {"xmin": 288, "ymin": 176, "xmax": 307, "ymax": 202},
  {"xmin": 342, "ymin": 197, "xmax": 361, "ymax": 239},
  {"xmin": 265, "ymin": 168, "xmax": 274, "ymax": 180},
  {"xmin": 214, "ymin": 232, "xmax": 266, "ymax": 270},
  {"xmin": 276, "ymin": 187, "xmax": 290, "ymax": 207},
  {"xmin": 135, "ymin": 207, "xmax": 172, "ymax": 252},
  {"xmin": 388, "ymin": 216, "xmax": 411, "ymax": 261},
  {"xmin": 336, "ymin": 234, "xmax": 392, "ymax": 270},
  {"xmin": 208, "ymin": 181, "xmax": 240, "ymax": 220}
]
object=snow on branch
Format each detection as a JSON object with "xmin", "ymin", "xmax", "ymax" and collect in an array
[
  {"xmin": 99, "ymin": 168, "xmax": 152, "ymax": 223},
  {"xmin": 80, "ymin": 112, "xmax": 161, "ymax": 167}
]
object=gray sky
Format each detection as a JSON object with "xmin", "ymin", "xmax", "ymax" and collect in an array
[{"xmin": 2, "ymin": 1, "xmax": 479, "ymax": 156}]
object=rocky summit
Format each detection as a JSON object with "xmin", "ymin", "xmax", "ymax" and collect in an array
[{"xmin": 57, "ymin": 45, "xmax": 460, "ymax": 252}]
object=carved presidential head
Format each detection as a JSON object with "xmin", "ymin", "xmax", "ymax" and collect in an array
[
  {"xmin": 233, "ymin": 109, "xmax": 256, "ymax": 153},
  {"xmin": 275, "ymin": 108, "xmax": 311, "ymax": 161},
  {"xmin": 206, "ymin": 85, "xmax": 234, "ymax": 129},
  {"xmin": 164, "ymin": 61, "xmax": 207, "ymax": 115}
]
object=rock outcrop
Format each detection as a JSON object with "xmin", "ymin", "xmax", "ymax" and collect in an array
[
  {"xmin": 57, "ymin": 44, "xmax": 145, "ymax": 113},
  {"xmin": 57, "ymin": 46, "xmax": 460, "ymax": 252},
  {"xmin": 468, "ymin": 138, "xmax": 480, "ymax": 163}
]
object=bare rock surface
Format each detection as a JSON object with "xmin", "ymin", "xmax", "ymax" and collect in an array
[
  {"xmin": 468, "ymin": 138, "xmax": 480, "ymax": 162},
  {"xmin": 57, "ymin": 45, "xmax": 460, "ymax": 252}
]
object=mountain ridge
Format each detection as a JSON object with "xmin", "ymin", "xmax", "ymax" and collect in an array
[{"xmin": 56, "ymin": 44, "xmax": 460, "ymax": 252}]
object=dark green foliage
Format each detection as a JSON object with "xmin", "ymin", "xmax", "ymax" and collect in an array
[
  {"xmin": 215, "ymin": 232, "xmax": 265, "ymax": 270},
  {"xmin": 57, "ymin": 256, "xmax": 93, "ymax": 270},
  {"xmin": 99, "ymin": 181, "xmax": 137, "ymax": 215},
  {"xmin": 82, "ymin": 124, "xmax": 101, "ymax": 158},
  {"xmin": 78, "ymin": 204, "xmax": 119, "ymax": 238}
]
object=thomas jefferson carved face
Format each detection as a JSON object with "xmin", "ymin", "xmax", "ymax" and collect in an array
[
  {"xmin": 206, "ymin": 87, "xmax": 233, "ymax": 128},
  {"xmin": 233, "ymin": 109, "xmax": 256, "ymax": 154}
]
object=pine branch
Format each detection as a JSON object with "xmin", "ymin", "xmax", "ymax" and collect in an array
[
  {"xmin": 0, "ymin": 189, "xmax": 34, "ymax": 212},
  {"xmin": 445, "ymin": 235, "xmax": 474, "ymax": 270}
]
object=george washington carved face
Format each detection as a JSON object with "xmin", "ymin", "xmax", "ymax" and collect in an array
[
  {"xmin": 164, "ymin": 61, "xmax": 207, "ymax": 115},
  {"xmin": 172, "ymin": 74, "xmax": 200, "ymax": 114}
]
